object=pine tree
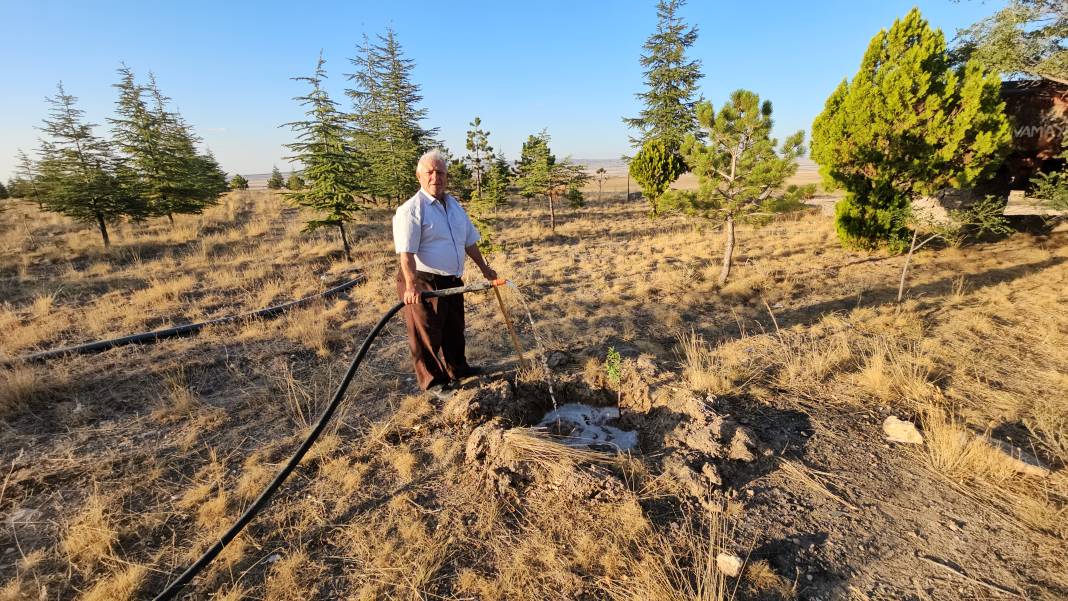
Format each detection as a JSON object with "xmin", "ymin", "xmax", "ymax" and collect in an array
[
  {"xmin": 682, "ymin": 90, "xmax": 805, "ymax": 284},
  {"xmin": 480, "ymin": 153, "xmax": 511, "ymax": 212},
  {"xmin": 812, "ymin": 8, "xmax": 1011, "ymax": 249},
  {"xmin": 286, "ymin": 169, "xmax": 305, "ymax": 190},
  {"xmin": 467, "ymin": 152, "xmax": 511, "ymax": 253},
  {"xmin": 953, "ymin": 0, "xmax": 1066, "ymax": 82},
  {"xmin": 35, "ymin": 83, "xmax": 143, "ymax": 248},
  {"xmin": 624, "ymin": 0, "xmax": 703, "ymax": 150},
  {"xmin": 465, "ymin": 117, "xmax": 492, "ymax": 198},
  {"xmin": 515, "ymin": 132, "xmax": 553, "ymax": 206},
  {"xmin": 0, "ymin": 181, "xmax": 8, "ymax": 200},
  {"xmin": 146, "ymin": 74, "xmax": 224, "ymax": 222},
  {"xmin": 514, "ymin": 130, "xmax": 588, "ymax": 232},
  {"xmin": 229, "ymin": 174, "xmax": 249, "ymax": 190},
  {"xmin": 13, "ymin": 149, "xmax": 42, "ymax": 205},
  {"xmin": 347, "ymin": 33, "xmax": 388, "ymax": 203},
  {"xmin": 284, "ymin": 53, "xmax": 368, "ymax": 261},
  {"xmin": 347, "ymin": 28, "xmax": 438, "ymax": 206},
  {"xmin": 267, "ymin": 165, "xmax": 285, "ymax": 189},
  {"xmin": 447, "ymin": 157, "xmax": 474, "ymax": 200},
  {"xmin": 196, "ymin": 150, "xmax": 229, "ymax": 198},
  {"xmin": 110, "ymin": 67, "xmax": 222, "ymax": 225}
]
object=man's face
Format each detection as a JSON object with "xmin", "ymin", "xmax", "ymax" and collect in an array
[{"xmin": 418, "ymin": 159, "xmax": 448, "ymax": 199}]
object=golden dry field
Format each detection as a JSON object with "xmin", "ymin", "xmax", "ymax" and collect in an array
[{"xmin": 1, "ymin": 187, "xmax": 1067, "ymax": 600}]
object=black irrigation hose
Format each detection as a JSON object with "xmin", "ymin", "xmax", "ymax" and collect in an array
[
  {"xmin": 14, "ymin": 275, "xmax": 367, "ymax": 364},
  {"xmin": 152, "ymin": 280, "xmax": 498, "ymax": 601}
]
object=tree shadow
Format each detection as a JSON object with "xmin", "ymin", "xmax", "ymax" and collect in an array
[{"xmin": 763, "ymin": 255, "xmax": 1065, "ymax": 331}]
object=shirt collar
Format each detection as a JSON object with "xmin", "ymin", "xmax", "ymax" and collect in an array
[{"xmin": 419, "ymin": 188, "xmax": 448, "ymax": 205}]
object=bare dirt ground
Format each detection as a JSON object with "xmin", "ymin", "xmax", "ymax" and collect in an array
[{"xmin": 1, "ymin": 188, "xmax": 1066, "ymax": 600}]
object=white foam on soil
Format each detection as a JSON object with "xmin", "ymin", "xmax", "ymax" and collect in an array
[{"xmin": 537, "ymin": 403, "xmax": 638, "ymax": 451}]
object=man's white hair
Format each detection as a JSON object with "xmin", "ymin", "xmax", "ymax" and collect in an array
[{"xmin": 416, "ymin": 149, "xmax": 448, "ymax": 175}]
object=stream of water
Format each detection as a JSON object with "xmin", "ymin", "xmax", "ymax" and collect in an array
[{"xmin": 505, "ymin": 282, "xmax": 559, "ymax": 416}]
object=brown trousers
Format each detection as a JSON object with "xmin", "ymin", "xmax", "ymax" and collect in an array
[{"xmin": 397, "ymin": 270, "xmax": 471, "ymax": 390}]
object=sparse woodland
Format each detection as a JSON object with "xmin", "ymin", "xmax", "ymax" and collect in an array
[{"xmin": 1, "ymin": 2, "xmax": 1067, "ymax": 600}]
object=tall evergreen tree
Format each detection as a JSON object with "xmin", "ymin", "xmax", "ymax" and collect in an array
[
  {"xmin": 267, "ymin": 165, "xmax": 285, "ymax": 189},
  {"xmin": 146, "ymin": 74, "xmax": 224, "ymax": 222},
  {"xmin": 812, "ymin": 8, "xmax": 1011, "ymax": 249},
  {"xmin": 465, "ymin": 117, "xmax": 492, "ymax": 198},
  {"xmin": 624, "ymin": 0, "xmax": 703, "ymax": 150},
  {"xmin": 110, "ymin": 67, "xmax": 223, "ymax": 225},
  {"xmin": 347, "ymin": 33, "xmax": 388, "ymax": 203},
  {"xmin": 681, "ymin": 90, "xmax": 805, "ymax": 284},
  {"xmin": 346, "ymin": 28, "xmax": 437, "ymax": 206},
  {"xmin": 284, "ymin": 53, "xmax": 368, "ymax": 261},
  {"xmin": 35, "ymin": 83, "xmax": 143, "ymax": 248}
]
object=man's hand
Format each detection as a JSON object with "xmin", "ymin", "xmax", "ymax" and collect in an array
[
  {"xmin": 481, "ymin": 266, "xmax": 498, "ymax": 282},
  {"xmin": 403, "ymin": 279, "xmax": 431, "ymax": 305}
]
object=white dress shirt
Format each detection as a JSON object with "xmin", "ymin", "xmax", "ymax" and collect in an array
[{"xmin": 393, "ymin": 189, "xmax": 481, "ymax": 277}]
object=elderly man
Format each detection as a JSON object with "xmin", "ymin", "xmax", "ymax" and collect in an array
[{"xmin": 393, "ymin": 149, "xmax": 498, "ymax": 400}]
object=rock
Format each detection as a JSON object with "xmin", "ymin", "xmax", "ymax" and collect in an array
[
  {"xmin": 980, "ymin": 436, "xmax": 1050, "ymax": 477},
  {"xmin": 716, "ymin": 552, "xmax": 743, "ymax": 577},
  {"xmin": 663, "ymin": 454, "xmax": 716, "ymax": 499},
  {"xmin": 727, "ymin": 425, "xmax": 760, "ymax": 462},
  {"xmin": 546, "ymin": 351, "xmax": 570, "ymax": 368},
  {"xmin": 701, "ymin": 462, "xmax": 723, "ymax": 486},
  {"xmin": 883, "ymin": 416, "xmax": 923, "ymax": 444},
  {"xmin": 706, "ymin": 416, "xmax": 763, "ymax": 462}
]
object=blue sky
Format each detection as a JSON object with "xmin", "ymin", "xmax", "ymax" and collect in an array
[{"xmin": 0, "ymin": 0, "xmax": 1005, "ymax": 180}]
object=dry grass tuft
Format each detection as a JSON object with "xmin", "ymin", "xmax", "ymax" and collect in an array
[
  {"xmin": 81, "ymin": 564, "xmax": 147, "ymax": 601},
  {"xmin": 922, "ymin": 405, "xmax": 1068, "ymax": 536},
  {"xmin": 741, "ymin": 559, "xmax": 793, "ymax": 599},
  {"xmin": 61, "ymin": 493, "xmax": 117, "ymax": 572},
  {"xmin": 676, "ymin": 330, "xmax": 756, "ymax": 396},
  {"xmin": 503, "ymin": 427, "xmax": 629, "ymax": 468},
  {"xmin": 0, "ymin": 363, "xmax": 55, "ymax": 420},
  {"xmin": 387, "ymin": 443, "xmax": 418, "ymax": 483},
  {"xmin": 0, "ymin": 578, "xmax": 27, "ymax": 601},
  {"xmin": 235, "ymin": 451, "xmax": 275, "ymax": 502},
  {"xmin": 196, "ymin": 489, "xmax": 231, "ymax": 531},
  {"xmin": 151, "ymin": 369, "xmax": 202, "ymax": 422},
  {"xmin": 264, "ymin": 550, "xmax": 321, "ymax": 601},
  {"xmin": 604, "ymin": 503, "xmax": 738, "ymax": 601},
  {"xmin": 854, "ymin": 339, "xmax": 939, "ymax": 405}
]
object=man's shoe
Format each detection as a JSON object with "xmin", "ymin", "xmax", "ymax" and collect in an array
[
  {"xmin": 426, "ymin": 383, "xmax": 456, "ymax": 401},
  {"xmin": 452, "ymin": 365, "xmax": 484, "ymax": 379}
]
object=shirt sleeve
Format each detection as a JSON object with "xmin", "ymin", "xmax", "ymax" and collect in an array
[
  {"xmin": 464, "ymin": 209, "xmax": 481, "ymax": 247},
  {"xmin": 393, "ymin": 205, "xmax": 420, "ymax": 254}
]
